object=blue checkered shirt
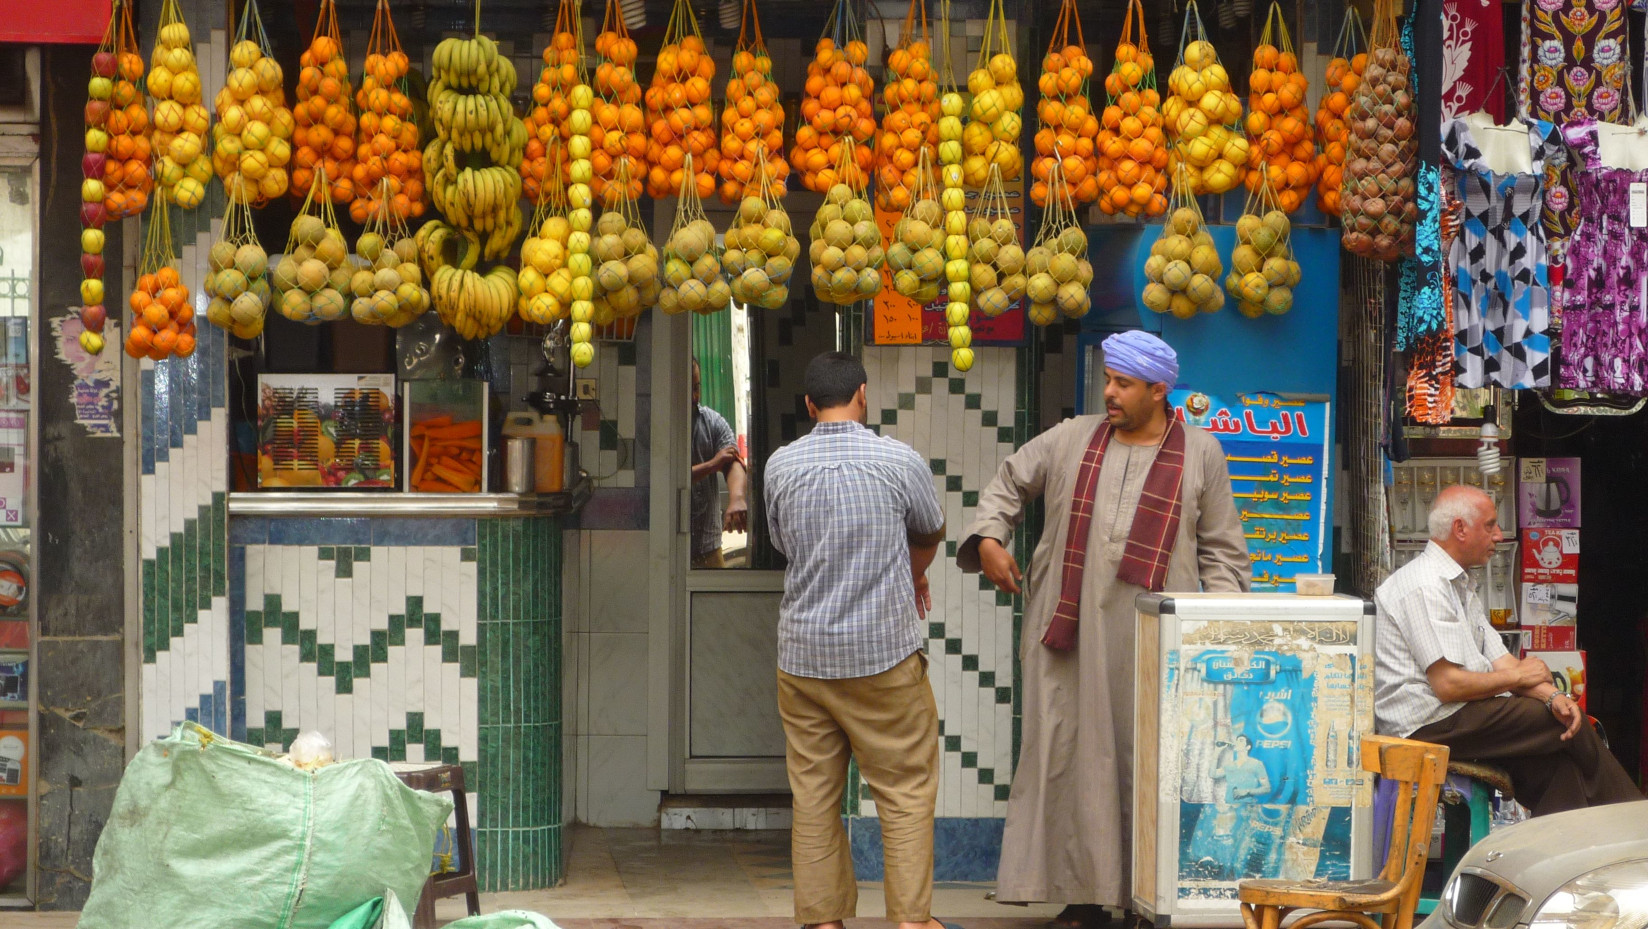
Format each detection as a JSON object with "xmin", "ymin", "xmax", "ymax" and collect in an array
[{"xmin": 764, "ymin": 420, "xmax": 946, "ymax": 679}]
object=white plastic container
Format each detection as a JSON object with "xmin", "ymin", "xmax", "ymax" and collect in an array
[{"xmin": 1294, "ymin": 573, "xmax": 1336, "ymax": 596}]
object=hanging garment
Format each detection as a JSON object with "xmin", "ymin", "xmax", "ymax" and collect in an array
[
  {"xmin": 1442, "ymin": 0, "xmax": 1506, "ymax": 120},
  {"xmin": 1520, "ymin": 0, "xmax": 1630, "ymax": 249},
  {"xmin": 1557, "ymin": 119, "xmax": 1648, "ymax": 394},
  {"xmin": 1441, "ymin": 117, "xmax": 1564, "ymax": 388}
]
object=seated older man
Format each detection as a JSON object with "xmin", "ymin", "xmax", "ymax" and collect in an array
[{"xmin": 1373, "ymin": 484, "xmax": 1641, "ymax": 816}]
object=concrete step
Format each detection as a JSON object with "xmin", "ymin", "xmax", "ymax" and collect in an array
[{"xmin": 659, "ymin": 793, "xmax": 793, "ymax": 830}]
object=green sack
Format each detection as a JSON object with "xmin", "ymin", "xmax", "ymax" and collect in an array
[
  {"xmin": 79, "ymin": 722, "xmax": 454, "ymax": 929},
  {"xmin": 377, "ymin": 889, "xmax": 562, "ymax": 929}
]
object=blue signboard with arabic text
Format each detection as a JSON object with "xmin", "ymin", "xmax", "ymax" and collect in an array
[{"xmin": 1170, "ymin": 390, "xmax": 1331, "ymax": 592}]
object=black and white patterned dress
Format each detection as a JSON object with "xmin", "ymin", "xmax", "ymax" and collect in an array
[{"xmin": 1441, "ymin": 117, "xmax": 1565, "ymax": 389}]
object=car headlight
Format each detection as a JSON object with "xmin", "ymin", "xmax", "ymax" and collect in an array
[{"xmin": 1530, "ymin": 860, "xmax": 1648, "ymax": 929}]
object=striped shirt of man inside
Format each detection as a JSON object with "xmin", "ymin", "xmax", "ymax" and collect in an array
[{"xmin": 763, "ymin": 351, "xmax": 950, "ymax": 929}]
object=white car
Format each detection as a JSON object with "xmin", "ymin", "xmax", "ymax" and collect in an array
[{"xmin": 1421, "ymin": 800, "xmax": 1648, "ymax": 929}]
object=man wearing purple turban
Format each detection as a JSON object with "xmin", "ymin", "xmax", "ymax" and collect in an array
[{"xmin": 958, "ymin": 330, "xmax": 1250, "ymax": 929}]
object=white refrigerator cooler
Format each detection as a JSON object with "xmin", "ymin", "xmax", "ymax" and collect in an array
[{"xmin": 1132, "ymin": 593, "xmax": 1377, "ymax": 927}]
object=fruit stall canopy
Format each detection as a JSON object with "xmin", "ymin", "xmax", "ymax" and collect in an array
[{"xmin": 0, "ymin": 0, "xmax": 106, "ymax": 43}]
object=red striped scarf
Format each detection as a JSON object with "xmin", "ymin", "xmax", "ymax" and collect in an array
[{"xmin": 1052, "ymin": 419, "xmax": 1187, "ymax": 629}]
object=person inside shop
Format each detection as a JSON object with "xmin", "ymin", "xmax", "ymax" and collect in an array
[
  {"xmin": 764, "ymin": 352, "xmax": 951, "ymax": 929},
  {"xmin": 956, "ymin": 330, "xmax": 1251, "ymax": 929},
  {"xmin": 1373, "ymin": 484, "xmax": 1642, "ymax": 816},
  {"xmin": 691, "ymin": 357, "xmax": 749, "ymax": 568}
]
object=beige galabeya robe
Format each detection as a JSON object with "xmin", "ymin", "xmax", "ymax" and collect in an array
[{"xmin": 958, "ymin": 415, "xmax": 1251, "ymax": 906}]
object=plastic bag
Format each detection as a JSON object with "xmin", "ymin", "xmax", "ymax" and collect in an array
[
  {"xmin": 79, "ymin": 722, "xmax": 453, "ymax": 929},
  {"xmin": 375, "ymin": 889, "xmax": 562, "ymax": 929}
]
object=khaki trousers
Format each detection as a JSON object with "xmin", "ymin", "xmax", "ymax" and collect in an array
[{"xmin": 778, "ymin": 651, "xmax": 940, "ymax": 925}]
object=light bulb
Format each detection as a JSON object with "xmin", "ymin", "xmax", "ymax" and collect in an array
[{"xmin": 1477, "ymin": 421, "xmax": 1501, "ymax": 475}]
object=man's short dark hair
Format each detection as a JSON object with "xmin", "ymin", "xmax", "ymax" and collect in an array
[{"xmin": 804, "ymin": 352, "xmax": 867, "ymax": 410}]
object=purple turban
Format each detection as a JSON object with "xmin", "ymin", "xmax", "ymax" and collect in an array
[{"xmin": 1103, "ymin": 330, "xmax": 1179, "ymax": 386}]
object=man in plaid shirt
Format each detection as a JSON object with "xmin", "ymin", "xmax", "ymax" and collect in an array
[{"xmin": 765, "ymin": 352, "xmax": 950, "ymax": 929}]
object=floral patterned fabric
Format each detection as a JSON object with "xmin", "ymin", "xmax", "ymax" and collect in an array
[
  {"xmin": 1521, "ymin": 0, "xmax": 1629, "ymax": 249},
  {"xmin": 1557, "ymin": 120, "xmax": 1648, "ymax": 394},
  {"xmin": 1442, "ymin": 117, "xmax": 1564, "ymax": 388}
]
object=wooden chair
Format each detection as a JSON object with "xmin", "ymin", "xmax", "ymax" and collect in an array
[{"xmin": 1238, "ymin": 735, "xmax": 1450, "ymax": 929}]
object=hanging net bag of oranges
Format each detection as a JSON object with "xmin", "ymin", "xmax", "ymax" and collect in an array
[
  {"xmin": 875, "ymin": 0, "xmax": 939, "ymax": 214},
  {"xmin": 1093, "ymin": 0, "xmax": 1165, "ymax": 216},
  {"xmin": 1164, "ymin": 1, "xmax": 1245, "ymax": 196},
  {"xmin": 519, "ymin": 141, "xmax": 577, "ymax": 326},
  {"xmin": 645, "ymin": 0, "xmax": 719, "ymax": 200},
  {"xmin": 1340, "ymin": 0, "xmax": 1417, "ymax": 261},
  {"xmin": 204, "ymin": 184, "xmax": 272, "ymax": 340},
  {"xmin": 351, "ymin": 0, "xmax": 424, "ymax": 225},
  {"xmin": 591, "ymin": 0, "xmax": 646, "ymax": 206},
  {"xmin": 348, "ymin": 177, "xmax": 430, "ymax": 327},
  {"xmin": 589, "ymin": 165, "xmax": 661, "ymax": 327},
  {"xmin": 86, "ymin": 0, "xmax": 151, "ymax": 228},
  {"xmin": 809, "ymin": 138, "xmax": 885, "ymax": 307},
  {"xmin": 718, "ymin": 0, "xmax": 788, "ymax": 205},
  {"xmin": 293, "ymin": 0, "xmax": 358, "ymax": 207},
  {"xmin": 1228, "ymin": 163, "xmax": 1302, "ymax": 318},
  {"xmin": 1034, "ymin": 0, "xmax": 1103, "ymax": 209},
  {"xmin": 1244, "ymin": 3, "xmax": 1316, "ymax": 213},
  {"xmin": 889, "ymin": 148, "xmax": 944, "ymax": 304},
  {"xmin": 967, "ymin": 164, "xmax": 1026, "ymax": 319},
  {"xmin": 523, "ymin": 0, "xmax": 583, "ymax": 205},
  {"xmin": 1025, "ymin": 167, "xmax": 1093, "ymax": 327},
  {"xmin": 726, "ymin": 147, "xmax": 801, "ymax": 311},
  {"xmin": 793, "ymin": 0, "xmax": 876, "ymax": 195},
  {"xmin": 148, "ymin": 0, "xmax": 211, "ymax": 210},
  {"xmin": 213, "ymin": 0, "xmax": 295, "ymax": 208},
  {"xmin": 1143, "ymin": 163, "xmax": 1224, "ymax": 319},
  {"xmin": 933, "ymin": 0, "xmax": 973, "ymax": 368},
  {"xmin": 661, "ymin": 153, "xmax": 732, "ymax": 316},
  {"xmin": 1315, "ymin": 7, "xmax": 1366, "ymax": 216},
  {"xmin": 126, "ymin": 203, "xmax": 196, "ymax": 359},
  {"xmin": 962, "ymin": 0, "xmax": 1023, "ymax": 188}
]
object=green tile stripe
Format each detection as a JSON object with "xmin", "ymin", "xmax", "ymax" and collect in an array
[
  {"xmin": 246, "ymin": 710, "xmax": 463, "ymax": 768},
  {"xmin": 243, "ymin": 593, "xmax": 477, "ymax": 693},
  {"xmin": 476, "ymin": 517, "xmax": 562, "ymax": 891},
  {"xmin": 143, "ymin": 492, "xmax": 229, "ymax": 664}
]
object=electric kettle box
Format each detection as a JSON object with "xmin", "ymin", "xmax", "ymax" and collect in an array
[
  {"xmin": 1518, "ymin": 457, "xmax": 1580, "ymax": 528},
  {"xmin": 1520, "ymin": 649, "xmax": 1587, "ymax": 711},
  {"xmin": 1521, "ymin": 529, "xmax": 1578, "ymax": 584}
]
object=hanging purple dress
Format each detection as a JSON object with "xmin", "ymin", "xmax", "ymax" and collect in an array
[{"xmin": 1557, "ymin": 120, "xmax": 1648, "ymax": 394}]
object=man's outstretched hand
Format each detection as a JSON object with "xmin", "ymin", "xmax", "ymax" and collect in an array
[{"xmin": 978, "ymin": 537, "xmax": 1022, "ymax": 594}]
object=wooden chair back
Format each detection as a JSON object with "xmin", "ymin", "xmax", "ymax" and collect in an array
[{"xmin": 1363, "ymin": 735, "xmax": 1450, "ymax": 928}]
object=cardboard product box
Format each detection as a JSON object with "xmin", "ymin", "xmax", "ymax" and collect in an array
[
  {"xmin": 1522, "ymin": 529, "xmax": 1579, "ymax": 584},
  {"xmin": 1523, "ymin": 649, "xmax": 1587, "ymax": 711},
  {"xmin": 0, "ymin": 730, "xmax": 25, "ymax": 795},
  {"xmin": 1519, "ymin": 457, "xmax": 1580, "ymax": 528},
  {"xmin": 1521, "ymin": 581, "xmax": 1577, "ymax": 625},
  {"xmin": 1528, "ymin": 625, "xmax": 1578, "ymax": 651}
]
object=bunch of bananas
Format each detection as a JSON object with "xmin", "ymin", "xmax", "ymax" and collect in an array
[
  {"xmin": 426, "ymin": 34, "xmax": 528, "ymax": 262},
  {"xmin": 415, "ymin": 219, "xmax": 515, "ymax": 339}
]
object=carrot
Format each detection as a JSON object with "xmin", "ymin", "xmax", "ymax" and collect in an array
[
  {"xmin": 431, "ymin": 463, "xmax": 478, "ymax": 491},
  {"xmin": 420, "ymin": 421, "xmax": 482, "ymax": 440},
  {"xmin": 412, "ymin": 415, "xmax": 454, "ymax": 433},
  {"xmin": 419, "ymin": 478, "xmax": 464, "ymax": 493},
  {"xmin": 410, "ymin": 434, "xmax": 430, "ymax": 489},
  {"xmin": 426, "ymin": 436, "xmax": 482, "ymax": 450}
]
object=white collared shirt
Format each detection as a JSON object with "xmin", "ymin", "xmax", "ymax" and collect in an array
[{"xmin": 1373, "ymin": 541, "xmax": 1511, "ymax": 736}]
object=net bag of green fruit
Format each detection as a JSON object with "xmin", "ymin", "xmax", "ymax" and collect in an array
[
  {"xmin": 590, "ymin": 164, "xmax": 661, "ymax": 325},
  {"xmin": 967, "ymin": 163, "xmax": 1026, "ymax": 318},
  {"xmin": 1024, "ymin": 167, "xmax": 1093, "ymax": 326},
  {"xmin": 519, "ymin": 139, "xmax": 578, "ymax": 325},
  {"xmin": 1227, "ymin": 162, "xmax": 1301, "ymax": 318},
  {"xmin": 204, "ymin": 184, "xmax": 272, "ymax": 340},
  {"xmin": 1142, "ymin": 162, "xmax": 1223, "ymax": 319},
  {"xmin": 727, "ymin": 145, "xmax": 800, "ymax": 310},
  {"xmin": 271, "ymin": 162, "xmax": 353, "ymax": 325},
  {"xmin": 889, "ymin": 147, "xmax": 945, "ymax": 304},
  {"xmin": 809, "ymin": 137, "xmax": 885, "ymax": 307},
  {"xmin": 1339, "ymin": 0, "xmax": 1415, "ymax": 262},
  {"xmin": 661, "ymin": 153, "xmax": 731, "ymax": 316},
  {"xmin": 348, "ymin": 177, "xmax": 429, "ymax": 327}
]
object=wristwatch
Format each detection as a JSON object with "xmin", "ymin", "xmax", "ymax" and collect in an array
[{"xmin": 1544, "ymin": 691, "xmax": 1563, "ymax": 711}]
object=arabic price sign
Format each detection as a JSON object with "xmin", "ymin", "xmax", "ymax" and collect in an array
[
  {"xmin": 1172, "ymin": 390, "xmax": 1331, "ymax": 592},
  {"xmin": 869, "ymin": 175, "xmax": 1027, "ymax": 346}
]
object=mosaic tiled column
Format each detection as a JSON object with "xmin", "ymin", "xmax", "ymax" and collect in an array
[{"xmin": 476, "ymin": 516, "xmax": 563, "ymax": 890}]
